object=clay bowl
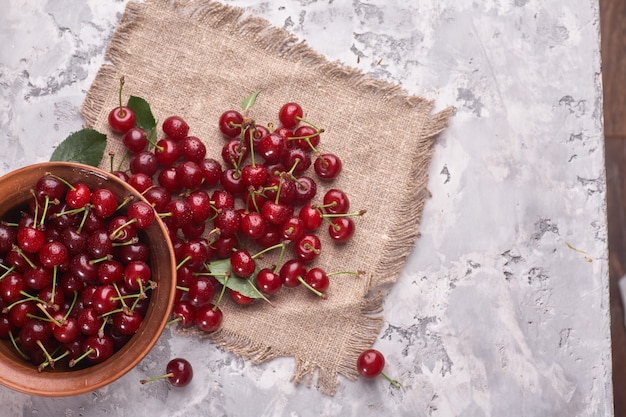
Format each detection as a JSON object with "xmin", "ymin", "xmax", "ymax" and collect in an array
[{"xmin": 0, "ymin": 162, "xmax": 176, "ymax": 396}]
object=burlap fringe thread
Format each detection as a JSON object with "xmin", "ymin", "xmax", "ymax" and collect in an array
[{"xmin": 81, "ymin": 0, "xmax": 453, "ymax": 396}]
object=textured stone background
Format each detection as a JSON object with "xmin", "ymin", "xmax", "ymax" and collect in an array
[{"xmin": 0, "ymin": 1, "xmax": 612, "ymax": 416}]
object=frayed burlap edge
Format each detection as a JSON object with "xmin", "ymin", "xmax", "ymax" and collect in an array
[{"xmin": 81, "ymin": 0, "xmax": 453, "ymax": 396}]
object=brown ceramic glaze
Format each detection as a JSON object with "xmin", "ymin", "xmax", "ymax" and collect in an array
[{"xmin": 0, "ymin": 162, "xmax": 176, "ymax": 397}]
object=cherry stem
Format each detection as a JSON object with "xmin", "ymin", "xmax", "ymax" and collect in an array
[
  {"xmin": 36, "ymin": 302, "xmax": 62, "ymax": 326},
  {"xmin": 140, "ymin": 372, "xmax": 174, "ymax": 384},
  {"xmin": 381, "ymin": 371, "xmax": 401, "ymax": 389},
  {"xmin": 63, "ymin": 290, "xmax": 78, "ymax": 321},
  {"xmin": 213, "ymin": 271, "xmax": 230, "ymax": 310},
  {"xmin": 327, "ymin": 270, "xmax": 365, "ymax": 277},
  {"xmin": 36, "ymin": 339, "xmax": 55, "ymax": 369},
  {"xmin": 0, "ymin": 265, "xmax": 16, "ymax": 280},
  {"xmin": 69, "ymin": 348, "xmax": 95, "ymax": 367},
  {"xmin": 251, "ymin": 242, "xmax": 286, "ymax": 260},
  {"xmin": 8, "ymin": 331, "xmax": 28, "ymax": 360},
  {"xmin": 109, "ymin": 217, "xmax": 138, "ymax": 241},
  {"xmin": 44, "ymin": 172, "xmax": 75, "ymax": 191},
  {"xmin": 117, "ymin": 76, "xmax": 126, "ymax": 116}
]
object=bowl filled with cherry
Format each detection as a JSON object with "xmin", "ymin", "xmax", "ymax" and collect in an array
[{"xmin": 0, "ymin": 161, "xmax": 176, "ymax": 397}]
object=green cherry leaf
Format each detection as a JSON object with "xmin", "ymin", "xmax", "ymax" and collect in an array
[
  {"xmin": 240, "ymin": 91, "xmax": 261, "ymax": 112},
  {"xmin": 127, "ymin": 95, "xmax": 156, "ymax": 135},
  {"xmin": 50, "ymin": 128, "xmax": 107, "ymax": 166},
  {"xmin": 205, "ymin": 259, "xmax": 264, "ymax": 299}
]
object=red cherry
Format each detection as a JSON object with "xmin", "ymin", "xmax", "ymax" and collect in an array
[
  {"xmin": 328, "ymin": 217, "xmax": 355, "ymax": 242},
  {"xmin": 218, "ymin": 110, "xmax": 244, "ymax": 138},
  {"xmin": 195, "ymin": 304, "xmax": 223, "ymax": 332},
  {"xmin": 162, "ymin": 116, "xmax": 190, "ymax": 141},
  {"xmin": 230, "ymin": 290, "xmax": 255, "ymax": 305},
  {"xmin": 314, "ymin": 153, "xmax": 342, "ymax": 179},
  {"xmin": 108, "ymin": 106, "xmax": 136, "ymax": 133},
  {"xmin": 65, "ymin": 183, "xmax": 91, "ymax": 209},
  {"xmin": 255, "ymin": 268, "xmax": 282, "ymax": 296},
  {"xmin": 278, "ymin": 102, "xmax": 303, "ymax": 128}
]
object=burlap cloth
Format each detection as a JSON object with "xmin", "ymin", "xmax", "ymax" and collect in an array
[{"xmin": 81, "ymin": 0, "xmax": 453, "ymax": 395}]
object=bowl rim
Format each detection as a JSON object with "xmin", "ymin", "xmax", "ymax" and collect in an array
[{"xmin": 0, "ymin": 161, "xmax": 177, "ymax": 397}]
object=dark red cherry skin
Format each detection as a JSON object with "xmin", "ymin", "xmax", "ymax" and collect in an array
[
  {"xmin": 187, "ymin": 276, "xmax": 215, "ymax": 308},
  {"xmin": 82, "ymin": 334, "xmax": 115, "ymax": 364},
  {"xmin": 278, "ymin": 102, "xmax": 303, "ymax": 128},
  {"xmin": 181, "ymin": 136, "xmax": 207, "ymax": 163},
  {"xmin": 329, "ymin": 217, "xmax": 355, "ymax": 242},
  {"xmin": 218, "ymin": 110, "xmax": 244, "ymax": 138},
  {"xmin": 113, "ymin": 309, "xmax": 143, "ymax": 335},
  {"xmin": 258, "ymin": 133, "xmax": 286, "ymax": 164},
  {"xmin": 240, "ymin": 212, "xmax": 266, "ymax": 239},
  {"xmin": 305, "ymin": 267, "xmax": 330, "ymax": 292},
  {"xmin": 65, "ymin": 183, "xmax": 91, "ymax": 209},
  {"xmin": 122, "ymin": 127, "xmax": 148, "ymax": 153},
  {"xmin": 230, "ymin": 290, "xmax": 255, "ymax": 305},
  {"xmin": 230, "ymin": 249, "xmax": 255, "ymax": 278},
  {"xmin": 314, "ymin": 153, "xmax": 342, "ymax": 179},
  {"xmin": 199, "ymin": 158, "xmax": 223, "ymax": 188},
  {"xmin": 279, "ymin": 259, "xmax": 306, "ymax": 288},
  {"xmin": 165, "ymin": 358, "xmax": 194, "ymax": 387},
  {"xmin": 323, "ymin": 189, "xmax": 350, "ymax": 214},
  {"xmin": 294, "ymin": 175, "xmax": 317, "ymax": 202},
  {"xmin": 128, "ymin": 173, "xmax": 154, "ymax": 194},
  {"xmin": 162, "ymin": 115, "xmax": 190, "ymax": 141},
  {"xmin": 108, "ymin": 106, "xmax": 136, "ymax": 133},
  {"xmin": 255, "ymin": 268, "xmax": 282, "ymax": 296},
  {"xmin": 155, "ymin": 138, "xmax": 181, "ymax": 167},
  {"xmin": 195, "ymin": 304, "xmax": 223, "ymax": 332},
  {"xmin": 293, "ymin": 124, "xmax": 320, "ymax": 151},
  {"xmin": 357, "ymin": 349, "xmax": 385, "ymax": 378},
  {"xmin": 91, "ymin": 188, "xmax": 118, "ymax": 219},
  {"xmin": 294, "ymin": 233, "xmax": 321, "ymax": 263},
  {"xmin": 171, "ymin": 300, "xmax": 196, "ymax": 328},
  {"xmin": 129, "ymin": 151, "xmax": 159, "ymax": 177}
]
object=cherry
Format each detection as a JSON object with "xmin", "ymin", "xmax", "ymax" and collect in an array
[
  {"xmin": 241, "ymin": 164, "xmax": 268, "ymax": 189},
  {"xmin": 129, "ymin": 151, "xmax": 159, "ymax": 177},
  {"xmin": 162, "ymin": 116, "xmax": 190, "ymax": 141},
  {"xmin": 35, "ymin": 175, "xmax": 66, "ymax": 203},
  {"xmin": 218, "ymin": 110, "xmax": 244, "ymax": 138},
  {"xmin": 278, "ymin": 102, "xmax": 303, "ymax": 128},
  {"xmin": 143, "ymin": 186, "xmax": 171, "ymax": 213},
  {"xmin": 213, "ymin": 208, "xmax": 241, "ymax": 238},
  {"xmin": 8, "ymin": 300, "xmax": 37, "ymax": 328},
  {"xmin": 220, "ymin": 168, "xmax": 246, "ymax": 195},
  {"xmin": 305, "ymin": 267, "xmax": 329, "ymax": 292},
  {"xmin": 141, "ymin": 358, "xmax": 194, "ymax": 387},
  {"xmin": 91, "ymin": 188, "xmax": 118, "ymax": 219},
  {"xmin": 261, "ymin": 201, "xmax": 292, "ymax": 226},
  {"xmin": 126, "ymin": 201, "xmax": 156, "ymax": 229},
  {"xmin": 97, "ymin": 259, "xmax": 124, "ymax": 285},
  {"xmin": 91, "ymin": 284, "xmax": 120, "ymax": 314},
  {"xmin": 186, "ymin": 276, "xmax": 215, "ymax": 308},
  {"xmin": 163, "ymin": 199, "xmax": 193, "ymax": 229},
  {"xmin": 39, "ymin": 241, "xmax": 69, "ymax": 268},
  {"xmin": 298, "ymin": 204, "xmax": 322, "ymax": 231},
  {"xmin": 294, "ymin": 233, "xmax": 321, "ymax": 262},
  {"xmin": 87, "ymin": 229, "xmax": 114, "ymax": 258},
  {"xmin": 292, "ymin": 124, "xmax": 320, "ymax": 151},
  {"xmin": 195, "ymin": 304, "xmax": 223, "ymax": 332},
  {"xmin": 186, "ymin": 190, "xmax": 212, "ymax": 224},
  {"xmin": 52, "ymin": 316, "xmax": 80, "ymax": 344},
  {"xmin": 255, "ymin": 268, "xmax": 282, "ymax": 296},
  {"xmin": 155, "ymin": 138, "xmax": 181, "ymax": 167},
  {"xmin": 108, "ymin": 105, "xmax": 136, "ymax": 133},
  {"xmin": 0, "ymin": 223, "xmax": 16, "ymax": 254},
  {"xmin": 19, "ymin": 318, "xmax": 52, "ymax": 351},
  {"xmin": 323, "ymin": 189, "xmax": 350, "ymax": 214},
  {"xmin": 356, "ymin": 349, "xmax": 400, "ymax": 388},
  {"xmin": 328, "ymin": 217, "xmax": 356, "ymax": 242},
  {"xmin": 24, "ymin": 265, "xmax": 53, "ymax": 290},
  {"xmin": 108, "ymin": 77, "xmax": 136, "ymax": 133},
  {"xmin": 79, "ymin": 334, "xmax": 115, "ymax": 365},
  {"xmin": 314, "ymin": 153, "xmax": 342, "ymax": 179},
  {"xmin": 257, "ymin": 133, "xmax": 286, "ymax": 163},
  {"xmin": 279, "ymin": 216, "xmax": 305, "ymax": 242},
  {"xmin": 198, "ymin": 158, "xmax": 223, "ymax": 187},
  {"xmin": 293, "ymin": 175, "xmax": 317, "ymax": 202},
  {"xmin": 180, "ymin": 136, "xmax": 206, "ymax": 163},
  {"xmin": 170, "ymin": 300, "xmax": 196, "ymax": 328},
  {"xmin": 113, "ymin": 309, "xmax": 143, "ymax": 335},
  {"xmin": 279, "ymin": 259, "xmax": 306, "ymax": 288},
  {"xmin": 221, "ymin": 138, "xmax": 248, "ymax": 167},
  {"xmin": 240, "ymin": 212, "xmax": 267, "ymax": 240},
  {"xmin": 177, "ymin": 160, "xmax": 204, "ymax": 190},
  {"xmin": 282, "ymin": 147, "xmax": 311, "ymax": 174},
  {"xmin": 230, "ymin": 249, "xmax": 255, "ymax": 278},
  {"xmin": 65, "ymin": 182, "xmax": 91, "ymax": 209},
  {"xmin": 123, "ymin": 261, "xmax": 151, "ymax": 292},
  {"xmin": 17, "ymin": 226, "xmax": 46, "ymax": 253},
  {"xmin": 77, "ymin": 307, "xmax": 104, "ymax": 336},
  {"xmin": 128, "ymin": 173, "xmax": 154, "ymax": 193},
  {"xmin": 122, "ymin": 127, "xmax": 149, "ymax": 153},
  {"xmin": 157, "ymin": 166, "xmax": 182, "ymax": 193},
  {"xmin": 230, "ymin": 290, "xmax": 255, "ymax": 305},
  {"xmin": 0, "ymin": 272, "xmax": 27, "ymax": 303}
]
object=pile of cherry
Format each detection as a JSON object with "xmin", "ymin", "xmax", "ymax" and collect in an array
[
  {"xmin": 0, "ymin": 173, "xmax": 157, "ymax": 370},
  {"xmin": 108, "ymin": 96, "xmax": 399, "ymax": 389},
  {"xmin": 108, "ymin": 97, "xmax": 365, "ymax": 337}
]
